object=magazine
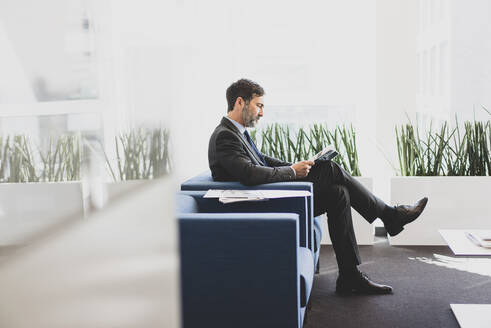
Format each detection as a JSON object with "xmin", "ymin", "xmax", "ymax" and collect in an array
[
  {"xmin": 308, "ymin": 146, "xmax": 339, "ymax": 163},
  {"xmin": 203, "ymin": 189, "xmax": 311, "ymax": 204},
  {"xmin": 466, "ymin": 231, "xmax": 491, "ymax": 248}
]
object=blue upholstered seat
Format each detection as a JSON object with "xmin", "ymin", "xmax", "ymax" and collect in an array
[
  {"xmin": 177, "ymin": 193, "xmax": 313, "ymax": 328},
  {"xmin": 177, "ymin": 192, "xmax": 199, "ymax": 213},
  {"xmin": 181, "ymin": 171, "xmax": 323, "ymax": 270}
]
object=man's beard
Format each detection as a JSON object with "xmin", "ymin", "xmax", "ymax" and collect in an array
[{"xmin": 242, "ymin": 103, "xmax": 260, "ymax": 127}]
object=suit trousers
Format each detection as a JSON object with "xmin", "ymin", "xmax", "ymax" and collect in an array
[{"xmin": 299, "ymin": 161, "xmax": 386, "ymax": 275}]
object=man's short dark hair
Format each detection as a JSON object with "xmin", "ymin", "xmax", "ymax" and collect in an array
[{"xmin": 226, "ymin": 79, "xmax": 265, "ymax": 112}]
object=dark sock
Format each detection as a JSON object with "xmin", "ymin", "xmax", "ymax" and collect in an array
[{"xmin": 380, "ymin": 204, "xmax": 396, "ymax": 225}]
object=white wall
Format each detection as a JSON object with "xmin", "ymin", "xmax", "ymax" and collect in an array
[
  {"xmin": 105, "ymin": 0, "xmax": 488, "ymax": 188},
  {"xmin": 1, "ymin": 1, "xmax": 488, "ymax": 186},
  {"xmin": 104, "ymin": 0, "xmax": 378, "ymax": 182},
  {"xmin": 0, "ymin": 21, "xmax": 35, "ymax": 104},
  {"xmin": 452, "ymin": 0, "xmax": 491, "ymax": 121},
  {"xmin": 376, "ymin": 0, "xmax": 418, "ymax": 199}
]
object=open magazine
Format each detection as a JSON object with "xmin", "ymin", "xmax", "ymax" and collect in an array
[
  {"xmin": 308, "ymin": 145, "xmax": 339, "ymax": 163},
  {"xmin": 204, "ymin": 189, "xmax": 311, "ymax": 204},
  {"xmin": 466, "ymin": 231, "xmax": 491, "ymax": 248},
  {"xmin": 219, "ymin": 190, "xmax": 265, "ymax": 203}
]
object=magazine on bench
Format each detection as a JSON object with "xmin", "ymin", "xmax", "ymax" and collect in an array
[{"xmin": 204, "ymin": 189, "xmax": 312, "ymax": 204}]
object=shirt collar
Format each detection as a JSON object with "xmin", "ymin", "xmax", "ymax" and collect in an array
[{"xmin": 225, "ymin": 116, "xmax": 246, "ymax": 134}]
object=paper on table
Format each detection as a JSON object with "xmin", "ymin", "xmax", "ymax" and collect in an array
[
  {"xmin": 439, "ymin": 229, "xmax": 491, "ymax": 256},
  {"xmin": 473, "ymin": 232, "xmax": 491, "ymax": 241},
  {"xmin": 466, "ymin": 231, "xmax": 491, "ymax": 248}
]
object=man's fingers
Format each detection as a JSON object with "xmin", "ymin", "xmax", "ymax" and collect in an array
[{"xmin": 293, "ymin": 161, "xmax": 313, "ymax": 177}]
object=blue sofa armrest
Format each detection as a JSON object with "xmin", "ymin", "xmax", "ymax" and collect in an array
[
  {"xmin": 180, "ymin": 171, "xmax": 315, "ymax": 251},
  {"xmin": 181, "ymin": 171, "xmax": 313, "ymax": 192},
  {"xmin": 178, "ymin": 190, "xmax": 309, "ymax": 249},
  {"xmin": 179, "ymin": 213, "xmax": 309, "ymax": 328}
]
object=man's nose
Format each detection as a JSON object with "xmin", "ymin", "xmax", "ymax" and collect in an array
[{"xmin": 259, "ymin": 109, "xmax": 263, "ymax": 116}]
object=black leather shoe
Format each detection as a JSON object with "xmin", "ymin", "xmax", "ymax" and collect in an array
[
  {"xmin": 336, "ymin": 272, "xmax": 393, "ymax": 295},
  {"xmin": 385, "ymin": 197, "xmax": 428, "ymax": 237}
]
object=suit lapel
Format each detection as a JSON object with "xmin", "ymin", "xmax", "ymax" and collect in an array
[{"xmin": 220, "ymin": 117, "xmax": 265, "ymax": 165}]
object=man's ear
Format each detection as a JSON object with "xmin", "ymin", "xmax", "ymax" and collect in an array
[{"xmin": 235, "ymin": 96, "xmax": 244, "ymax": 110}]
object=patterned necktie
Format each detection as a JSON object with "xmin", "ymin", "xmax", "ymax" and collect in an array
[{"xmin": 243, "ymin": 130, "xmax": 267, "ymax": 166}]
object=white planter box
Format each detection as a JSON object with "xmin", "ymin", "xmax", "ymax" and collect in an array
[
  {"xmin": 0, "ymin": 182, "xmax": 84, "ymax": 246},
  {"xmin": 105, "ymin": 180, "xmax": 150, "ymax": 202},
  {"xmin": 0, "ymin": 177, "xmax": 181, "ymax": 327},
  {"xmin": 321, "ymin": 177, "xmax": 375, "ymax": 246},
  {"xmin": 389, "ymin": 177, "xmax": 491, "ymax": 246}
]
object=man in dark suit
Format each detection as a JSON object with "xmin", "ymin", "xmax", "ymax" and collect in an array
[{"xmin": 208, "ymin": 78, "xmax": 428, "ymax": 295}]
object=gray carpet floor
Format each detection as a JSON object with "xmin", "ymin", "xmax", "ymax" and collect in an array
[{"xmin": 305, "ymin": 239, "xmax": 491, "ymax": 328}]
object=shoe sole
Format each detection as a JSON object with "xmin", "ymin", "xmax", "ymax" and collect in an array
[{"xmin": 335, "ymin": 288, "xmax": 393, "ymax": 296}]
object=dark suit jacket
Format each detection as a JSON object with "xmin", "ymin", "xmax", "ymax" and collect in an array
[{"xmin": 208, "ymin": 117, "xmax": 296, "ymax": 186}]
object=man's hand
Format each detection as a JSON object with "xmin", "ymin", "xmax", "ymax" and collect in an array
[{"xmin": 291, "ymin": 160, "xmax": 315, "ymax": 178}]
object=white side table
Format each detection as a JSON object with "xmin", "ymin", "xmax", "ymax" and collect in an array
[
  {"xmin": 450, "ymin": 304, "xmax": 491, "ymax": 328},
  {"xmin": 439, "ymin": 230, "xmax": 491, "ymax": 256},
  {"xmin": 439, "ymin": 230, "xmax": 491, "ymax": 328}
]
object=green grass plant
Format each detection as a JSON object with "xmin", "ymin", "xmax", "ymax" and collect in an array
[
  {"xmin": 0, "ymin": 134, "xmax": 81, "ymax": 183},
  {"xmin": 395, "ymin": 118, "xmax": 490, "ymax": 176},
  {"xmin": 113, "ymin": 127, "xmax": 171, "ymax": 181},
  {"xmin": 0, "ymin": 136, "xmax": 9, "ymax": 182},
  {"xmin": 8, "ymin": 135, "xmax": 38, "ymax": 183},
  {"xmin": 252, "ymin": 123, "xmax": 362, "ymax": 176},
  {"xmin": 38, "ymin": 135, "xmax": 81, "ymax": 182}
]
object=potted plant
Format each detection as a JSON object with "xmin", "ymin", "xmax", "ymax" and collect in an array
[
  {"xmin": 103, "ymin": 127, "xmax": 172, "ymax": 200},
  {"xmin": 0, "ymin": 134, "xmax": 84, "ymax": 245},
  {"xmin": 389, "ymin": 117, "xmax": 491, "ymax": 246}
]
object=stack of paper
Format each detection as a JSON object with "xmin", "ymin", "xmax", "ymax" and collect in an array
[
  {"xmin": 204, "ymin": 189, "xmax": 312, "ymax": 204},
  {"xmin": 466, "ymin": 231, "xmax": 491, "ymax": 248},
  {"xmin": 219, "ymin": 190, "xmax": 265, "ymax": 204},
  {"xmin": 203, "ymin": 189, "xmax": 264, "ymax": 203}
]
